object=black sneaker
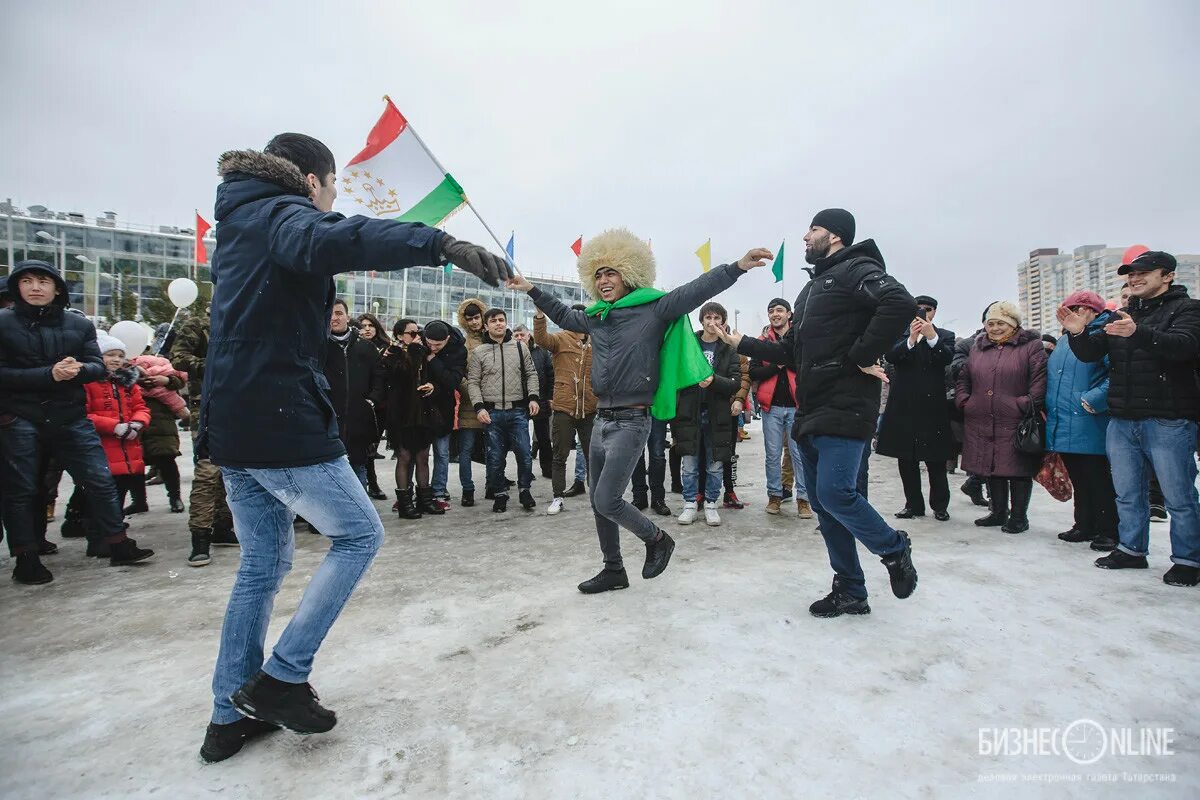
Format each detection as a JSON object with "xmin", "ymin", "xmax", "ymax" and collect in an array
[
  {"xmin": 642, "ymin": 530, "xmax": 675, "ymax": 580},
  {"xmin": 37, "ymin": 539, "xmax": 58, "ymax": 555},
  {"xmin": 493, "ymin": 494, "xmax": 508, "ymax": 513},
  {"xmin": 809, "ymin": 580, "xmax": 871, "ymax": 618},
  {"xmin": 1058, "ymin": 528, "xmax": 1095, "ymax": 543},
  {"xmin": 199, "ymin": 717, "xmax": 280, "ymax": 763},
  {"xmin": 169, "ymin": 495, "xmax": 186, "ymax": 513},
  {"xmin": 519, "ymin": 489, "xmax": 536, "ymax": 510},
  {"xmin": 122, "ymin": 501, "xmax": 150, "ymax": 516},
  {"xmin": 12, "ymin": 554, "xmax": 53, "ymax": 585},
  {"xmin": 1163, "ymin": 564, "xmax": 1200, "ymax": 587},
  {"xmin": 632, "ymin": 494, "xmax": 649, "ymax": 511},
  {"xmin": 367, "ymin": 487, "xmax": 388, "ymax": 501},
  {"xmin": 1095, "ymin": 550, "xmax": 1148, "ymax": 570},
  {"xmin": 974, "ymin": 511, "xmax": 1008, "ymax": 527},
  {"xmin": 651, "ymin": 499, "xmax": 673, "ymax": 516},
  {"xmin": 1150, "ymin": 504, "xmax": 1168, "ymax": 522},
  {"xmin": 109, "ymin": 538, "xmax": 155, "ymax": 566},
  {"xmin": 894, "ymin": 507, "xmax": 924, "ymax": 519},
  {"xmin": 230, "ymin": 670, "xmax": 336, "ymax": 734},
  {"xmin": 933, "ymin": 510, "xmax": 950, "ymax": 522},
  {"xmin": 577, "ymin": 567, "xmax": 630, "ymax": 594},
  {"xmin": 563, "ymin": 480, "xmax": 586, "ymax": 498},
  {"xmin": 210, "ymin": 527, "xmax": 239, "ymax": 547},
  {"xmin": 880, "ymin": 532, "xmax": 918, "ymax": 599},
  {"xmin": 1090, "ymin": 535, "xmax": 1118, "ymax": 552},
  {"xmin": 1002, "ymin": 518, "xmax": 1030, "ymax": 534},
  {"xmin": 461, "ymin": 490, "xmax": 475, "ymax": 507},
  {"xmin": 189, "ymin": 528, "xmax": 211, "ymax": 568}
]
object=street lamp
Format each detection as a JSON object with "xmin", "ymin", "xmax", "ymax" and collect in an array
[
  {"xmin": 36, "ymin": 230, "xmax": 65, "ymax": 271},
  {"xmin": 76, "ymin": 255, "xmax": 100, "ymax": 318}
]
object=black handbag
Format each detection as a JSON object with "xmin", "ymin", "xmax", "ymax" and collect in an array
[{"xmin": 1014, "ymin": 403, "xmax": 1045, "ymax": 455}]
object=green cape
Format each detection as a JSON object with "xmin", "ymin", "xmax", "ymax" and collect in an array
[{"xmin": 586, "ymin": 287, "xmax": 714, "ymax": 420}]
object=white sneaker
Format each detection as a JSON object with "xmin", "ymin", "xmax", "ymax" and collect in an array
[
  {"xmin": 704, "ymin": 506, "xmax": 722, "ymax": 526},
  {"xmin": 547, "ymin": 497, "xmax": 565, "ymax": 515},
  {"xmin": 677, "ymin": 502, "xmax": 697, "ymax": 525}
]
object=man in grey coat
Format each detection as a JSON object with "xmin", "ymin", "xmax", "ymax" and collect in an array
[{"xmin": 508, "ymin": 228, "xmax": 771, "ymax": 593}]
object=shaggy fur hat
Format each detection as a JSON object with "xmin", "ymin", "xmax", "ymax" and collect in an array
[
  {"xmin": 577, "ymin": 228, "xmax": 655, "ymax": 299},
  {"xmin": 985, "ymin": 301, "xmax": 1021, "ymax": 329}
]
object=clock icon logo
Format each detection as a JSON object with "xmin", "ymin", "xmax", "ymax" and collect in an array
[{"xmin": 1063, "ymin": 719, "xmax": 1107, "ymax": 765}]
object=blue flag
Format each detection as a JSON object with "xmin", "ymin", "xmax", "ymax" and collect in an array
[{"xmin": 505, "ymin": 232, "xmax": 515, "ymax": 267}]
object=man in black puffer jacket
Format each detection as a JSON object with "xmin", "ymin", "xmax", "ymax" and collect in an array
[
  {"xmin": 324, "ymin": 299, "xmax": 381, "ymax": 491},
  {"xmin": 0, "ymin": 260, "xmax": 154, "ymax": 584},
  {"xmin": 727, "ymin": 209, "xmax": 919, "ymax": 618},
  {"xmin": 1064, "ymin": 250, "xmax": 1200, "ymax": 587}
]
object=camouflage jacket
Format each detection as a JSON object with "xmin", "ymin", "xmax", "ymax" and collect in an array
[{"xmin": 170, "ymin": 311, "xmax": 209, "ymax": 411}]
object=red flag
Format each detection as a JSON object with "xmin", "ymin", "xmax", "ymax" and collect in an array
[
  {"xmin": 570, "ymin": 235, "xmax": 582, "ymax": 257},
  {"xmin": 195, "ymin": 212, "xmax": 212, "ymax": 265}
]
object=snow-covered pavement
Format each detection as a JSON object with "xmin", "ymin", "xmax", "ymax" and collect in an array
[{"xmin": 2, "ymin": 425, "xmax": 1195, "ymax": 799}]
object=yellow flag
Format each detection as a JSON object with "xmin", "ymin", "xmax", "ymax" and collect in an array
[{"xmin": 694, "ymin": 238, "xmax": 712, "ymax": 273}]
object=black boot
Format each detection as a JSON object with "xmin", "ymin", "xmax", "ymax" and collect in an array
[
  {"xmin": 12, "ymin": 553, "xmax": 53, "ymax": 585},
  {"xmin": 199, "ymin": 717, "xmax": 280, "ymax": 763},
  {"xmin": 1095, "ymin": 550, "xmax": 1148, "ymax": 570},
  {"xmin": 809, "ymin": 577, "xmax": 871, "ymax": 618},
  {"xmin": 37, "ymin": 539, "xmax": 58, "ymax": 555},
  {"xmin": 416, "ymin": 487, "xmax": 444, "ymax": 515},
  {"xmin": 231, "ymin": 670, "xmax": 337, "ymax": 734},
  {"xmin": 1002, "ymin": 480, "xmax": 1032, "ymax": 533},
  {"xmin": 577, "ymin": 567, "xmax": 630, "ymax": 594},
  {"xmin": 109, "ymin": 538, "xmax": 155, "ymax": 566},
  {"xmin": 461, "ymin": 490, "xmax": 475, "ymax": 507},
  {"xmin": 1058, "ymin": 527, "xmax": 1095, "ymax": 543},
  {"xmin": 396, "ymin": 489, "xmax": 422, "ymax": 520},
  {"xmin": 642, "ymin": 530, "xmax": 675, "ymax": 579},
  {"xmin": 974, "ymin": 478, "xmax": 1009, "ymax": 527},
  {"xmin": 169, "ymin": 494, "xmax": 186, "ymax": 513},
  {"xmin": 61, "ymin": 512, "xmax": 88, "ymax": 538},
  {"xmin": 1090, "ymin": 535, "xmax": 1119, "ymax": 552},
  {"xmin": 563, "ymin": 480, "xmax": 586, "ymax": 498},
  {"xmin": 632, "ymin": 493, "xmax": 649, "ymax": 511},
  {"xmin": 1163, "ymin": 564, "xmax": 1200, "ymax": 587},
  {"xmin": 651, "ymin": 498, "xmax": 673, "ymax": 516},
  {"xmin": 880, "ymin": 532, "xmax": 918, "ymax": 598},
  {"xmin": 122, "ymin": 500, "xmax": 150, "ymax": 515},
  {"xmin": 519, "ymin": 489, "xmax": 536, "ymax": 510},
  {"xmin": 86, "ymin": 539, "xmax": 111, "ymax": 558},
  {"xmin": 492, "ymin": 493, "xmax": 508, "ymax": 513},
  {"xmin": 960, "ymin": 476, "xmax": 989, "ymax": 507},
  {"xmin": 211, "ymin": 525, "xmax": 239, "ymax": 547},
  {"xmin": 367, "ymin": 483, "xmax": 388, "ymax": 501},
  {"xmin": 188, "ymin": 528, "xmax": 211, "ymax": 567}
]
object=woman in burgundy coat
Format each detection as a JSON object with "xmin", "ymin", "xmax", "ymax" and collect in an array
[{"xmin": 956, "ymin": 301, "xmax": 1048, "ymax": 533}]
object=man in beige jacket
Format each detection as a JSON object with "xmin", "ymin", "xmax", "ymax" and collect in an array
[{"xmin": 534, "ymin": 305, "xmax": 597, "ymax": 514}]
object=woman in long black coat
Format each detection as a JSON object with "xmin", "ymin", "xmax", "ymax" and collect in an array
[{"xmin": 876, "ymin": 298, "xmax": 957, "ymax": 520}]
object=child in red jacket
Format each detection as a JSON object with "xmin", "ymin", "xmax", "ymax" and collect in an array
[{"xmin": 87, "ymin": 333, "xmax": 152, "ymax": 510}]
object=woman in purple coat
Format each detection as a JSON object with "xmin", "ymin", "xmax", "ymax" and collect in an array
[{"xmin": 956, "ymin": 301, "xmax": 1048, "ymax": 533}]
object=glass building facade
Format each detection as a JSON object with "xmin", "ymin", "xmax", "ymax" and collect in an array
[{"xmin": 0, "ymin": 204, "xmax": 584, "ymax": 329}]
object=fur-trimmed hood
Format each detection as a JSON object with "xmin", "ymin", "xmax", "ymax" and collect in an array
[
  {"xmin": 576, "ymin": 228, "xmax": 655, "ymax": 300},
  {"xmin": 214, "ymin": 149, "xmax": 311, "ymax": 221},
  {"xmin": 456, "ymin": 297, "xmax": 487, "ymax": 349}
]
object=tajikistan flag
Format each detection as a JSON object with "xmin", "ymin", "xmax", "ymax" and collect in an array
[{"xmin": 337, "ymin": 97, "xmax": 466, "ymax": 226}]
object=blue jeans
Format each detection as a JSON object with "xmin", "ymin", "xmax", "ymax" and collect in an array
[
  {"xmin": 798, "ymin": 434, "xmax": 906, "ymax": 599},
  {"xmin": 211, "ymin": 456, "xmax": 384, "ymax": 724},
  {"xmin": 457, "ymin": 428, "xmax": 479, "ymax": 493},
  {"xmin": 681, "ymin": 410, "xmax": 723, "ymax": 503},
  {"xmin": 1107, "ymin": 418, "xmax": 1200, "ymax": 567},
  {"xmin": 574, "ymin": 442, "xmax": 587, "ymax": 482},
  {"xmin": 0, "ymin": 415, "xmax": 125, "ymax": 553},
  {"xmin": 485, "ymin": 408, "xmax": 533, "ymax": 495},
  {"xmin": 431, "ymin": 434, "xmax": 451, "ymax": 497},
  {"xmin": 762, "ymin": 405, "xmax": 808, "ymax": 500}
]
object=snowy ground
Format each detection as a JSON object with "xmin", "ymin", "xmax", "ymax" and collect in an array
[{"xmin": 1, "ymin": 422, "xmax": 1196, "ymax": 799}]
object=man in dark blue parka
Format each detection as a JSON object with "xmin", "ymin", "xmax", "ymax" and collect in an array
[{"xmin": 200, "ymin": 133, "xmax": 509, "ymax": 764}]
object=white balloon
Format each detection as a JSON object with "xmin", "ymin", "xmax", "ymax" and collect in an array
[
  {"xmin": 167, "ymin": 278, "xmax": 199, "ymax": 308},
  {"xmin": 109, "ymin": 320, "xmax": 150, "ymax": 356}
]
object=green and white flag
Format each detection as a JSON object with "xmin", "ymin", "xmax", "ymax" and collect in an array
[{"xmin": 337, "ymin": 96, "xmax": 466, "ymax": 226}]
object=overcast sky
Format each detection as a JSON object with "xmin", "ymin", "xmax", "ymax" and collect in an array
[{"xmin": 4, "ymin": 0, "xmax": 1197, "ymax": 334}]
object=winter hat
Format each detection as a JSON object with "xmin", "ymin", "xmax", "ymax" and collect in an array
[
  {"xmin": 810, "ymin": 208, "xmax": 855, "ymax": 246},
  {"xmin": 767, "ymin": 297, "xmax": 791, "ymax": 313},
  {"xmin": 424, "ymin": 320, "xmax": 452, "ymax": 341},
  {"xmin": 577, "ymin": 228, "xmax": 655, "ymax": 299},
  {"xmin": 914, "ymin": 295, "xmax": 938, "ymax": 309},
  {"xmin": 984, "ymin": 301, "xmax": 1021, "ymax": 329},
  {"xmin": 1061, "ymin": 290, "xmax": 1105, "ymax": 314},
  {"xmin": 97, "ymin": 332, "xmax": 126, "ymax": 355}
]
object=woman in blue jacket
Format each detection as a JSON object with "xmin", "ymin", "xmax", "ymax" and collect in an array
[{"xmin": 1045, "ymin": 291, "xmax": 1117, "ymax": 549}]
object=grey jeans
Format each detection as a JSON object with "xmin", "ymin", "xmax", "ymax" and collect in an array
[{"xmin": 589, "ymin": 412, "xmax": 660, "ymax": 569}]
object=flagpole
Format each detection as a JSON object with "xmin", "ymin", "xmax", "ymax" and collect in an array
[{"xmin": 392, "ymin": 99, "xmax": 522, "ymax": 275}]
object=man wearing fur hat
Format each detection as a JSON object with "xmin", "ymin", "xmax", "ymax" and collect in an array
[
  {"xmin": 721, "ymin": 209, "xmax": 920, "ymax": 618},
  {"xmin": 198, "ymin": 132, "xmax": 510, "ymax": 763},
  {"xmin": 508, "ymin": 230, "xmax": 772, "ymax": 593}
]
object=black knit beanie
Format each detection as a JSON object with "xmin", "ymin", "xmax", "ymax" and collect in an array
[
  {"xmin": 810, "ymin": 208, "xmax": 855, "ymax": 246},
  {"xmin": 767, "ymin": 297, "xmax": 791, "ymax": 313},
  {"xmin": 424, "ymin": 320, "xmax": 452, "ymax": 341}
]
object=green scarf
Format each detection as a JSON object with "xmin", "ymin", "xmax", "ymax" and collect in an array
[{"xmin": 586, "ymin": 287, "xmax": 714, "ymax": 420}]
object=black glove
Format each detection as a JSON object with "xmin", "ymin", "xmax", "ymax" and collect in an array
[{"xmin": 440, "ymin": 235, "xmax": 511, "ymax": 288}]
